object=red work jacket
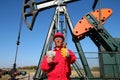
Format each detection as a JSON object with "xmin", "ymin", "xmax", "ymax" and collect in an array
[{"xmin": 40, "ymin": 47, "xmax": 76, "ymax": 80}]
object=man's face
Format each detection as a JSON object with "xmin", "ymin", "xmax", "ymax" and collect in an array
[{"xmin": 54, "ymin": 37, "xmax": 63, "ymax": 47}]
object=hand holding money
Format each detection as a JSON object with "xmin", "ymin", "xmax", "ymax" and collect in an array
[{"xmin": 46, "ymin": 51, "xmax": 56, "ymax": 63}]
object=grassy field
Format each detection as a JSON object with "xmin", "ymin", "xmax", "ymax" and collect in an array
[{"xmin": 0, "ymin": 69, "xmax": 100, "ymax": 80}]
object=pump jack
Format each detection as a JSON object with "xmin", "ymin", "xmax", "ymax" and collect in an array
[
  {"xmin": 22, "ymin": 0, "xmax": 120, "ymax": 80},
  {"xmin": 73, "ymin": 8, "xmax": 120, "ymax": 79}
]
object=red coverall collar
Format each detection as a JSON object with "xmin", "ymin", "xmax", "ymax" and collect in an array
[{"xmin": 54, "ymin": 46, "xmax": 63, "ymax": 51}]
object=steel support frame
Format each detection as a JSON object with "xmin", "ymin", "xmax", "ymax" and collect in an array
[{"xmin": 33, "ymin": 5, "xmax": 93, "ymax": 80}]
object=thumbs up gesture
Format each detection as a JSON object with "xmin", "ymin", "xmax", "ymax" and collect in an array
[{"xmin": 61, "ymin": 48, "xmax": 69, "ymax": 57}]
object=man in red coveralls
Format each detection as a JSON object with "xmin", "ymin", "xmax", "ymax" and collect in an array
[{"xmin": 40, "ymin": 32, "xmax": 76, "ymax": 80}]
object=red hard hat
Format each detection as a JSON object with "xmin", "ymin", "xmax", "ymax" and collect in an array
[{"xmin": 53, "ymin": 32, "xmax": 64, "ymax": 41}]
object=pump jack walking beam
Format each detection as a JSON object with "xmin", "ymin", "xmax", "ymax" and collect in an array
[{"xmin": 22, "ymin": 0, "xmax": 79, "ymax": 30}]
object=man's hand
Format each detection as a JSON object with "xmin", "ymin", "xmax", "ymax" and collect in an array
[
  {"xmin": 61, "ymin": 48, "xmax": 69, "ymax": 57},
  {"xmin": 46, "ymin": 51, "xmax": 56, "ymax": 63},
  {"xmin": 47, "ymin": 57, "xmax": 53, "ymax": 63},
  {"xmin": 47, "ymin": 51, "xmax": 56, "ymax": 57}
]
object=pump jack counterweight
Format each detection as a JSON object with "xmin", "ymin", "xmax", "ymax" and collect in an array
[{"xmin": 73, "ymin": 8, "xmax": 120, "ymax": 79}]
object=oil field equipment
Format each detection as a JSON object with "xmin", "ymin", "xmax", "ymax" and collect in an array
[{"xmin": 21, "ymin": 0, "xmax": 120, "ymax": 80}]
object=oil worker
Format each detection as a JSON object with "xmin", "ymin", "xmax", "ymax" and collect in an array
[{"xmin": 40, "ymin": 32, "xmax": 76, "ymax": 80}]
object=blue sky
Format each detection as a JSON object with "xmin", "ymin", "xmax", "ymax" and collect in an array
[{"xmin": 0, "ymin": 0, "xmax": 120, "ymax": 68}]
